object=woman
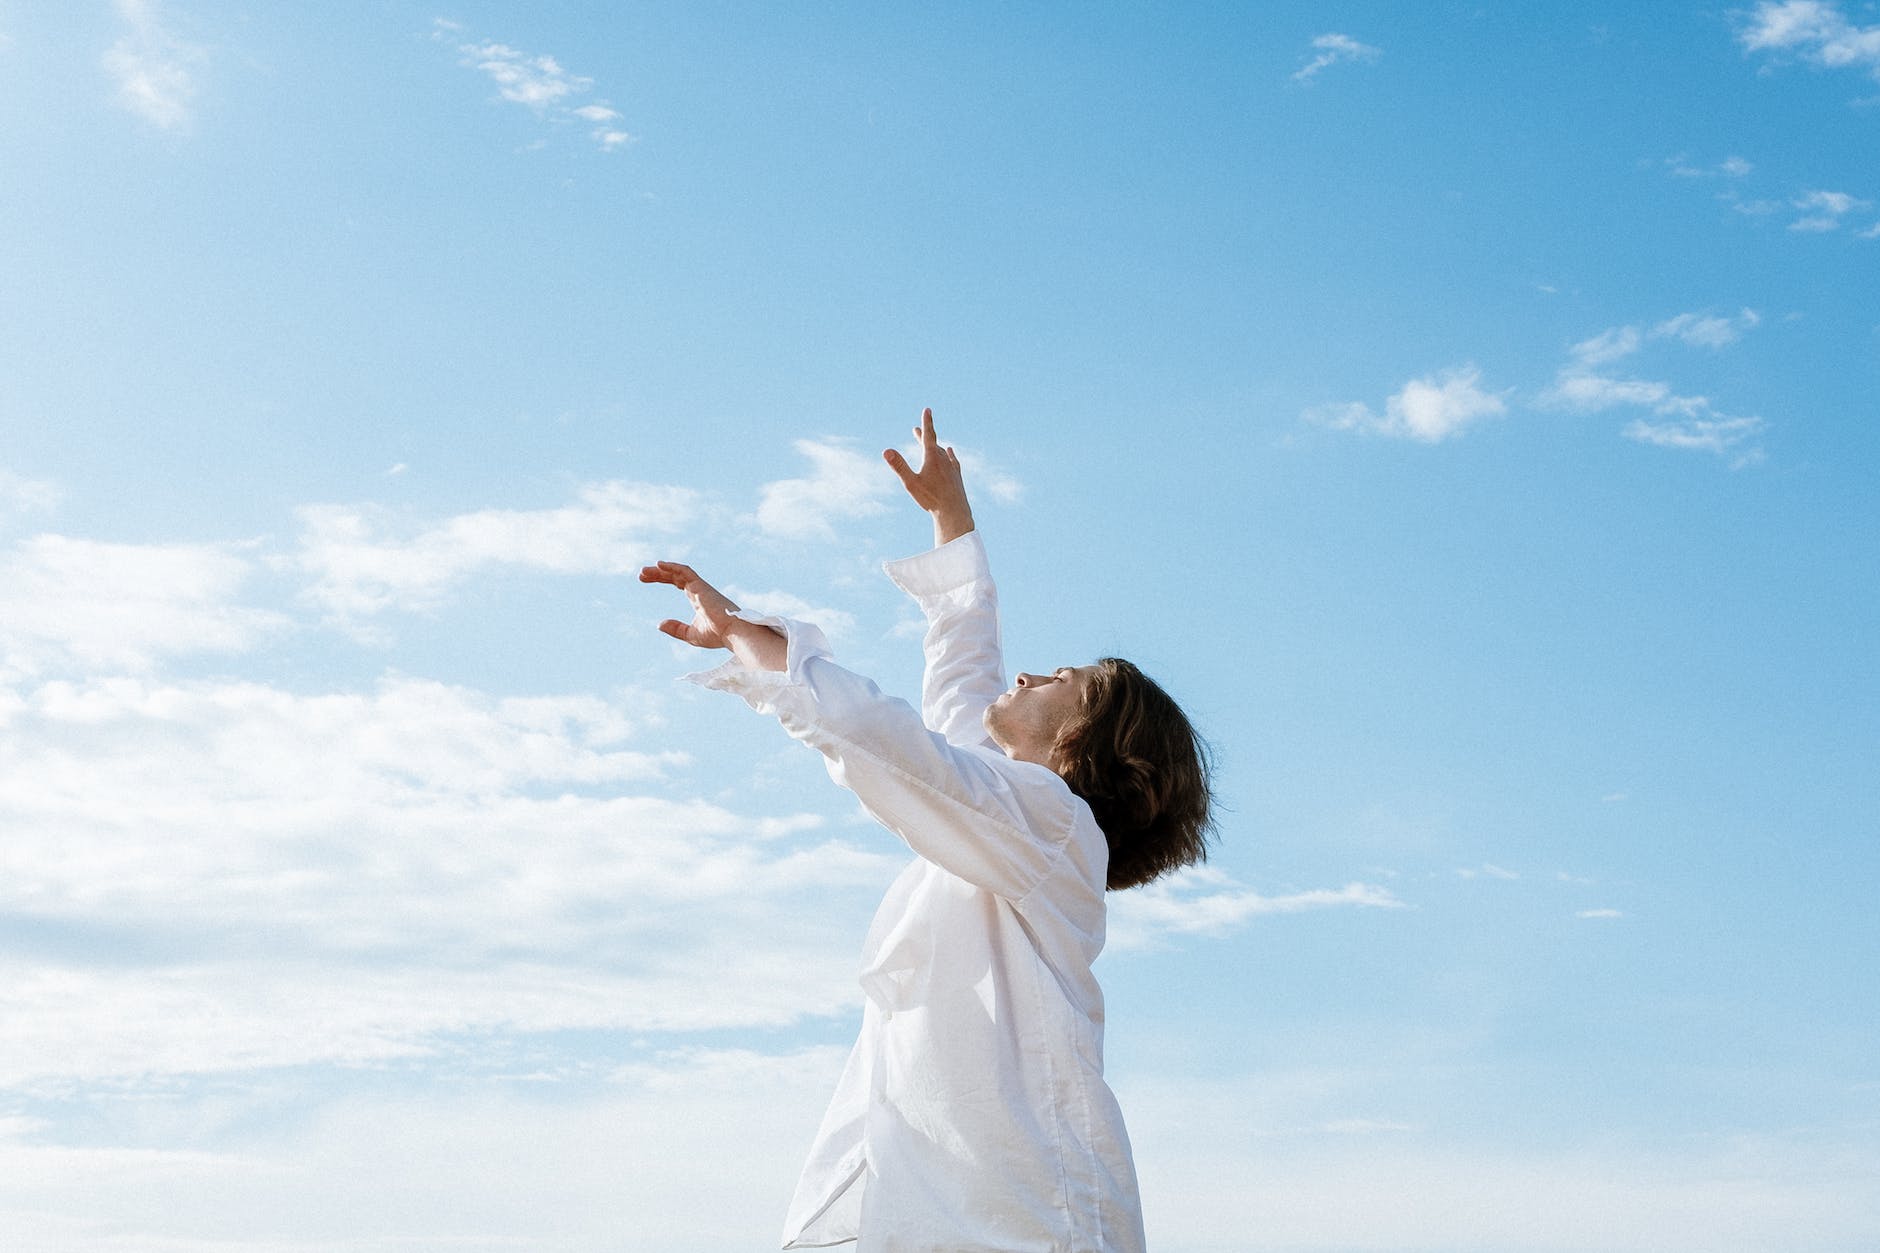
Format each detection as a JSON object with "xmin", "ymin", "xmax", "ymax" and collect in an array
[{"xmin": 641, "ymin": 408, "xmax": 1214, "ymax": 1252}]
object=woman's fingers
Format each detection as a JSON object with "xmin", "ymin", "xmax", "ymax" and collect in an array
[
  {"xmin": 884, "ymin": 447, "xmax": 921, "ymax": 493},
  {"xmin": 656, "ymin": 618, "xmax": 690, "ymax": 641},
  {"xmin": 638, "ymin": 560, "xmax": 699, "ymax": 588}
]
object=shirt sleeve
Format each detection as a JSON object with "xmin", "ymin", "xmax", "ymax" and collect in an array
[
  {"xmin": 881, "ymin": 531, "xmax": 1006, "ymax": 750},
  {"xmin": 686, "ymin": 610, "xmax": 1077, "ymax": 902}
]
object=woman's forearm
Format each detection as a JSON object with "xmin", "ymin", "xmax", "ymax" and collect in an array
[{"xmin": 725, "ymin": 616, "xmax": 788, "ymax": 673}]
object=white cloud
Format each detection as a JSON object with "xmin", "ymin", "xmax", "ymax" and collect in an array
[
  {"xmin": 461, "ymin": 41, "xmax": 588, "ymax": 109},
  {"xmin": 1546, "ymin": 372, "xmax": 1690, "ymax": 413},
  {"xmin": 724, "ymin": 586, "xmax": 858, "ymax": 638},
  {"xmin": 1795, "ymin": 188, "xmax": 1867, "ymax": 215},
  {"xmin": 1690, "ymin": 155, "xmax": 1872, "ymax": 235},
  {"xmin": 952, "ymin": 448, "xmax": 1025, "ymax": 505},
  {"xmin": 1663, "ymin": 154, "xmax": 1755, "ymax": 178},
  {"xmin": 0, "ymin": 951, "xmax": 863, "ymax": 1087},
  {"xmin": 440, "ymin": 22, "xmax": 635, "ymax": 152},
  {"xmin": 102, "ymin": 0, "xmax": 203, "ymax": 131},
  {"xmin": 1623, "ymin": 415, "xmax": 1768, "ymax": 466},
  {"xmin": 1542, "ymin": 316, "xmax": 1767, "ymax": 465},
  {"xmin": 874, "ymin": 438, "xmax": 1025, "ymax": 508},
  {"xmin": 289, "ymin": 480, "xmax": 697, "ymax": 618},
  {"xmin": 0, "ymin": 1046, "xmax": 848, "ymax": 1253},
  {"xmin": 1727, "ymin": 195, "xmax": 1786, "ymax": 217},
  {"xmin": 1739, "ymin": 1, "xmax": 1880, "ymax": 80},
  {"xmin": 1653, "ymin": 308, "xmax": 1760, "ymax": 349},
  {"xmin": 1109, "ymin": 866, "xmax": 1404, "ymax": 950},
  {"xmin": 0, "ymin": 467, "xmax": 60, "ymax": 518},
  {"xmin": 1306, "ymin": 366, "xmax": 1509, "ymax": 443},
  {"xmin": 1577, "ymin": 907, "xmax": 1625, "ymax": 919},
  {"xmin": 0, "ymin": 535, "xmax": 286, "ymax": 675},
  {"xmin": 1456, "ymin": 863, "xmax": 1520, "ymax": 881},
  {"xmin": 12, "ymin": 1055, "xmax": 1870, "ymax": 1252},
  {"xmin": 1129, "ymin": 1076, "xmax": 1880, "ymax": 1253},
  {"xmin": 1322, "ymin": 1117, "xmax": 1416, "ymax": 1134},
  {"xmin": 0, "ymin": 667, "xmax": 897, "ymax": 1085},
  {"xmin": 1783, "ymin": 187, "xmax": 1873, "ymax": 231},
  {"xmin": 1569, "ymin": 325, "xmax": 1644, "ymax": 367},
  {"xmin": 754, "ymin": 439, "xmax": 893, "ymax": 540},
  {"xmin": 1293, "ymin": 32, "xmax": 1382, "ymax": 83}
]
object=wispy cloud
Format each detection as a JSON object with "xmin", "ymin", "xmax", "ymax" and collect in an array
[
  {"xmin": 754, "ymin": 439, "xmax": 894, "ymax": 540},
  {"xmin": 1739, "ymin": 187, "xmax": 1880, "ymax": 234},
  {"xmin": 1792, "ymin": 188, "xmax": 1866, "ymax": 215},
  {"xmin": 436, "ymin": 20, "xmax": 635, "ymax": 151},
  {"xmin": 1661, "ymin": 153, "xmax": 1754, "ymax": 179},
  {"xmin": 1568, "ymin": 325, "xmax": 1643, "ymax": 367},
  {"xmin": 1109, "ymin": 866, "xmax": 1404, "ymax": 950},
  {"xmin": 289, "ymin": 481, "xmax": 697, "ymax": 620},
  {"xmin": 1661, "ymin": 149, "xmax": 1880, "ymax": 237},
  {"xmin": 1788, "ymin": 187, "xmax": 1874, "ymax": 232},
  {"xmin": 1305, "ymin": 366, "xmax": 1509, "ymax": 443},
  {"xmin": 952, "ymin": 448, "xmax": 1025, "ymax": 505},
  {"xmin": 724, "ymin": 586, "xmax": 859, "ymax": 639},
  {"xmin": 1541, "ymin": 313, "xmax": 1768, "ymax": 466},
  {"xmin": 0, "ymin": 536, "xmax": 287, "ymax": 675},
  {"xmin": 0, "ymin": 468, "xmax": 61, "ymax": 519},
  {"xmin": 102, "ymin": 0, "xmax": 203, "ymax": 131},
  {"xmin": 1292, "ymin": 32, "xmax": 1382, "ymax": 83},
  {"xmin": 1653, "ymin": 307, "xmax": 1761, "ymax": 348},
  {"xmin": 1621, "ymin": 415, "xmax": 1767, "ymax": 460},
  {"xmin": 1738, "ymin": 1, "xmax": 1880, "ymax": 81}
]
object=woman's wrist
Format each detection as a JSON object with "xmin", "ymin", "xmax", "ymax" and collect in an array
[
  {"xmin": 724, "ymin": 617, "xmax": 788, "ymax": 672},
  {"xmin": 932, "ymin": 506, "xmax": 975, "ymax": 546}
]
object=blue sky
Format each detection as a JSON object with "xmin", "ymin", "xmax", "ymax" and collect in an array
[{"xmin": 2, "ymin": 2, "xmax": 1877, "ymax": 1250}]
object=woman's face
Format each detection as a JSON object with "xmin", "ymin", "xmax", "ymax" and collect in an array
[{"xmin": 983, "ymin": 665, "xmax": 1098, "ymax": 766}]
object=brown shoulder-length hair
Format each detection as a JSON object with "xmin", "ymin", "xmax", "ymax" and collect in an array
[{"xmin": 1050, "ymin": 658, "xmax": 1216, "ymax": 891}]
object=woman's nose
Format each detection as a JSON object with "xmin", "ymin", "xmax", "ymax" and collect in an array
[{"xmin": 1015, "ymin": 672, "xmax": 1043, "ymax": 687}]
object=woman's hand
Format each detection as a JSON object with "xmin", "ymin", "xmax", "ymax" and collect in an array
[
  {"xmin": 639, "ymin": 560, "xmax": 786, "ymax": 671},
  {"xmin": 884, "ymin": 407, "xmax": 975, "ymax": 545}
]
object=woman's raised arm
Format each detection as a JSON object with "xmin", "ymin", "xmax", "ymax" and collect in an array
[{"xmin": 880, "ymin": 408, "xmax": 1007, "ymax": 747}]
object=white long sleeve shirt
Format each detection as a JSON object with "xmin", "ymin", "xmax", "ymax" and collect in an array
[{"xmin": 689, "ymin": 532, "xmax": 1145, "ymax": 1253}]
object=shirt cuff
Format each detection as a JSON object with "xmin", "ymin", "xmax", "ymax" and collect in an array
[
  {"xmin": 682, "ymin": 610, "xmax": 833, "ymax": 694},
  {"xmin": 881, "ymin": 530, "xmax": 991, "ymax": 599}
]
